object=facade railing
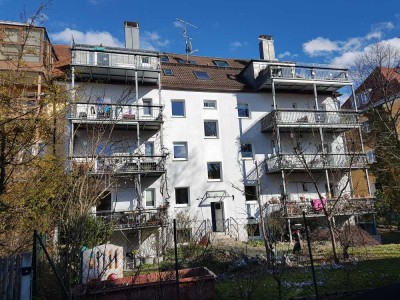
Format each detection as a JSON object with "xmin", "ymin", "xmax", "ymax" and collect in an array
[
  {"xmin": 69, "ymin": 103, "xmax": 163, "ymax": 122},
  {"xmin": 95, "ymin": 208, "xmax": 167, "ymax": 230},
  {"xmin": 261, "ymin": 109, "xmax": 359, "ymax": 131},
  {"xmin": 267, "ymin": 197, "xmax": 374, "ymax": 217},
  {"xmin": 265, "ymin": 153, "xmax": 368, "ymax": 172},
  {"xmin": 72, "ymin": 49, "xmax": 160, "ymax": 71},
  {"xmin": 71, "ymin": 155, "xmax": 166, "ymax": 175},
  {"xmin": 259, "ymin": 64, "xmax": 349, "ymax": 83}
]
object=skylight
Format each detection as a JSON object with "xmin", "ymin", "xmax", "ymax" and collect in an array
[
  {"xmin": 161, "ymin": 56, "xmax": 170, "ymax": 63},
  {"xmin": 163, "ymin": 69, "xmax": 174, "ymax": 76},
  {"xmin": 214, "ymin": 60, "xmax": 230, "ymax": 67},
  {"xmin": 194, "ymin": 71, "xmax": 210, "ymax": 80},
  {"xmin": 177, "ymin": 58, "xmax": 197, "ymax": 65}
]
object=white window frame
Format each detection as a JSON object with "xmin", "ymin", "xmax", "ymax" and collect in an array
[
  {"xmin": 144, "ymin": 189, "xmax": 155, "ymax": 207},
  {"xmin": 144, "ymin": 141, "xmax": 154, "ymax": 156},
  {"xmin": 204, "ymin": 120, "xmax": 219, "ymax": 138},
  {"xmin": 237, "ymin": 103, "xmax": 250, "ymax": 118},
  {"xmin": 173, "ymin": 142, "xmax": 188, "ymax": 160},
  {"xmin": 207, "ymin": 162, "xmax": 222, "ymax": 181},
  {"xmin": 171, "ymin": 100, "xmax": 186, "ymax": 117},
  {"xmin": 203, "ymin": 99, "xmax": 217, "ymax": 109},
  {"xmin": 142, "ymin": 99, "xmax": 152, "ymax": 117},
  {"xmin": 175, "ymin": 187, "xmax": 190, "ymax": 206},
  {"xmin": 241, "ymin": 143, "xmax": 253, "ymax": 159}
]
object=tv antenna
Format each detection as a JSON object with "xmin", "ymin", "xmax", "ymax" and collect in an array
[{"xmin": 176, "ymin": 18, "xmax": 198, "ymax": 62}]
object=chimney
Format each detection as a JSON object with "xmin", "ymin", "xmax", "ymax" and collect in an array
[
  {"xmin": 258, "ymin": 35, "xmax": 275, "ymax": 60},
  {"xmin": 124, "ymin": 21, "xmax": 139, "ymax": 49}
]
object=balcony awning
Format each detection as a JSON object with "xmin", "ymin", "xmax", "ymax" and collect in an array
[{"xmin": 198, "ymin": 190, "xmax": 234, "ymax": 205}]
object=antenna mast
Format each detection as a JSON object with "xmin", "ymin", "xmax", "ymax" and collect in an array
[{"xmin": 176, "ymin": 18, "xmax": 198, "ymax": 62}]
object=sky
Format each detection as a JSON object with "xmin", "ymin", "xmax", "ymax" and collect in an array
[{"xmin": 1, "ymin": 0, "xmax": 400, "ymax": 68}]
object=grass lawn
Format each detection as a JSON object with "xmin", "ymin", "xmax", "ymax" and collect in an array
[{"xmin": 216, "ymin": 244, "xmax": 400, "ymax": 299}]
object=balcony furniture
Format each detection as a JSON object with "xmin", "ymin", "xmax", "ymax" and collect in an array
[{"xmin": 311, "ymin": 199, "xmax": 326, "ymax": 212}]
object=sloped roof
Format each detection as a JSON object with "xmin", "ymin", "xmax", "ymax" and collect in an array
[
  {"xmin": 52, "ymin": 44, "xmax": 71, "ymax": 77},
  {"xmin": 161, "ymin": 53, "xmax": 252, "ymax": 92}
]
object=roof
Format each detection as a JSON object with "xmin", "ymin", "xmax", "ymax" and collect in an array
[
  {"xmin": 161, "ymin": 53, "xmax": 251, "ymax": 92},
  {"xmin": 52, "ymin": 44, "xmax": 71, "ymax": 77}
]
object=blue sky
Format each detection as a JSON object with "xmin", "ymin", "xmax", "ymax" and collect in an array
[{"xmin": 1, "ymin": 0, "xmax": 400, "ymax": 67}]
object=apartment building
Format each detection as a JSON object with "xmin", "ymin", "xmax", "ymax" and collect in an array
[{"xmin": 65, "ymin": 23, "xmax": 376, "ymax": 262}]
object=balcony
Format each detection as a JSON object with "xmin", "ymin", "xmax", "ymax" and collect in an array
[
  {"xmin": 96, "ymin": 208, "xmax": 167, "ymax": 230},
  {"xmin": 261, "ymin": 109, "xmax": 359, "ymax": 132},
  {"xmin": 69, "ymin": 103, "xmax": 163, "ymax": 130},
  {"xmin": 71, "ymin": 44, "xmax": 160, "ymax": 83},
  {"xmin": 267, "ymin": 197, "xmax": 374, "ymax": 218},
  {"xmin": 72, "ymin": 155, "xmax": 166, "ymax": 177},
  {"xmin": 265, "ymin": 153, "xmax": 368, "ymax": 173},
  {"xmin": 256, "ymin": 64, "xmax": 350, "ymax": 91}
]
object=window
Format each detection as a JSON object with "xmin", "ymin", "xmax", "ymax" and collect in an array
[
  {"xmin": 171, "ymin": 100, "xmax": 185, "ymax": 117},
  {"xmin": 244, "ymin": 186, "xmax": 257, "ymax": 201},
  {"xmin": 173, "ymin": 142, "xmax": 188, "ymax": 160},
  {"xmin": 194, "ymin": 71, "xmax": 210, "ymax": 80},
  {"xmin": 144, "ymin": 142, "xmax": 154, "ymax": 156},
  {"xmin": 177, "ymin": 58, "xmax": 197, "ymax": 64},
  {"xmin": 97, "ymin": 192, "xmax": 112, "ymax": 212},
  {"xmin": 163, "ymin": 69, "xmax": 174, "ymax": 76},
  {"xmin": 237, "ymin": 103, "xmax": 250, "ymax": 118},
  {"xmin": 247, "ymin": 223, "xmax": 260, "ymax": 237},
  {"xmin": 4, "ymin": 28, "xmax": 19, "ymax": 42},
  {"xmin": 302, "ymin": 183, "xmax": 308, "ymax": 192},
  {"xmin": 142, "ymin": 99, "xmax": 152, "ymax": 116},
  {"xmin": 207, "ymin": 162, "xmax": 222, "ymax": 180},
  {"xmin": 367, "ymin": 150, "xmax": 376, "ymax": 163},
  {"xmin": 213, "ymin": 60, "xmax": 230, "ymax": 67},
  {"xmin": 362, "ymin": 121, "xmax": 371, "ymax": 133},
  {"xmin": 161, "ymin": 56, "xmax": 169, "ymax": 62},
  {"xmin": 175, "ymin": 187, "xmax": 189, "ymax": 205},
  {"xmin": 203, "ymin": 100, "xmax": 217, "ymax": 109},
  {"xmin": 145, "ymin": 189, "xmax": 155, "ymax": 207},
  {"xmin": 241, "ymin": 143, "xmax": 253, "ymax": 158},
  {"xmin": 204, "ymin": 120, "xmax": 218, "ymax": 137}
]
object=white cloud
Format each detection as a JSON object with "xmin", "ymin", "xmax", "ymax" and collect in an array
[
  {"xmin": 50, "ymin": 28, "xmax": 123, "ymax": 47},
  {"xmin": 173, "ymin": 21, "xmax": 184, "ymax": 28},
  {"xmin": 140, "ymin": 31, "xmax": 170, "ymax": 50},
  {"xmin": 303, "ymin": 20, "xmax": 398, "ymax": 67},
  {"xmin": 230, "ymin": 41, "xmax": 247, "ymax": 51},
  {"xmin": 303, "ymin": 37, "xmax": 339, "ymax": 56},
  {"xmin": 278, "ymin": 51, "xmax": 298, "ymax": 59}
]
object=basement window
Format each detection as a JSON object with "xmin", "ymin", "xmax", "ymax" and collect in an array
[
  {"xmin": 213, "ymin": 59, "xmax": 230, "ymax": 67},
  {"xmin": 194, "ymin": 71, "xmax": 210, "ymax": 80}
]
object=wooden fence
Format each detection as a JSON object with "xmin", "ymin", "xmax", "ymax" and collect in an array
[{"xmin": 0, "ymin": 253, "xmax": 31, "ymax": 300}]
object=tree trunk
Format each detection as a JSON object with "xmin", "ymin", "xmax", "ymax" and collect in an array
[{"xmin": 326, "ymin": 216, "xmax": 339, "ymax": 264}]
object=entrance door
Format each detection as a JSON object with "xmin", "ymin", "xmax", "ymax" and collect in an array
[{"xmin": 211, "ymin": 202, "xmax": 224, "ymax": 232}]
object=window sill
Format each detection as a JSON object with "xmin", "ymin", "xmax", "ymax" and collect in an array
[
  {"xmin": 175, "ymin": 204, "xmax": 189, "ymax": 207},
  {"xmin": 173, "ymin": 158, "xmax": 188, "ymax": 161},
  {"xmin": 241, "ymin": 157, "xmax": 253, "ymax": 160},
  {"xmin": 207, "ymin": 179, "xmax": 222, "ymax": 182},
  {"xmin": 171, "ymin": 115, "xmax": 186, "ymax": 118},
  {"xmin": 204, "ymin": 136, "xmax": 219, "ymax": 139}
]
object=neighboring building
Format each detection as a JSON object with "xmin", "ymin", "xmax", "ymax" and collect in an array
[
  {"xmin": 343, "ymin": 67, "xmax": 400, "ymax": 197},
  {"xmin": 63, "ymin": 22, "xmax": 376, "ymax": 262}
]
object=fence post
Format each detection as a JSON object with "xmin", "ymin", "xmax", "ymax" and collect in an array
[
  {"xmin": 32, "ymin": 230, "xmax": 37, "ymax": 297},
  {"xmin": 303, "ymin": 211, "xmax": 319, "ymax": 300},
  {"xmin": 173, "ymin": 219, "xmax": 180, "ymax": 300}
]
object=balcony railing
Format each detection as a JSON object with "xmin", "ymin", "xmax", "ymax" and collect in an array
[
  {"xmin": 72, "ymin": 155, "xmax": 166, "ymax": 175},
  {"xmin": 261, "ymin": 109, "xmax": 359, "ymax": 131},
  {"xmin": 95, "ymin": 208, "xmax": 167, "ymax": 230},
  {"xmin": 260, "ymin": 64, "xmax": 349, "ymax": 82},
  {"xmin": 265, "ymin": 153, "xmax": 368, "ymax": 173},
  {"xmin": 72, "ymin": 49, "xmax": 160, "ymax": 71},
  {"xmin": 267, "ymin": 197, "xmax": 374, "ymax": 218},
  {"xmin": 69, "ymin": 103, "xmax": 163, "ymax": 123}
]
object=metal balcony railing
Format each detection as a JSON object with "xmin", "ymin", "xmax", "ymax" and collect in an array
[
  {"xmin": 72, "ymin": 49, "xmax": 160, "ymax": 71},
  {"xmin": 69, "ymin": 103, "xmax": 163, "ymax": 123},
  {"xmin": 265, "ymin": 153, "xmax": 368, "ymax": 173},
  {"xmin": 269, "ymin": 197, "xmax": 375, "ymax": 217},
  {"xmin": 95, "ymin": 208, "xmax": 167, "ymax": 230},
  {"xmin": 260, "ymin": 64, "xmax": 349, "ymax": 82},
  {"xmin": 261, "ymin": 109, "xmax": 359, "ymax": 131},
  {"xmin": 72, "ymin": 155, "xmax": 166, "ymax": 175}
]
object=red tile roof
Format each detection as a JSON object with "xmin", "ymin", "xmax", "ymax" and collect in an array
[
  {"xmin": 161, "ymin": 53, "xmax": 252, "ymax": 92},
  {"xmin": 52, "ymin": 44, "xmax": 71, "ymax": 77}
]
